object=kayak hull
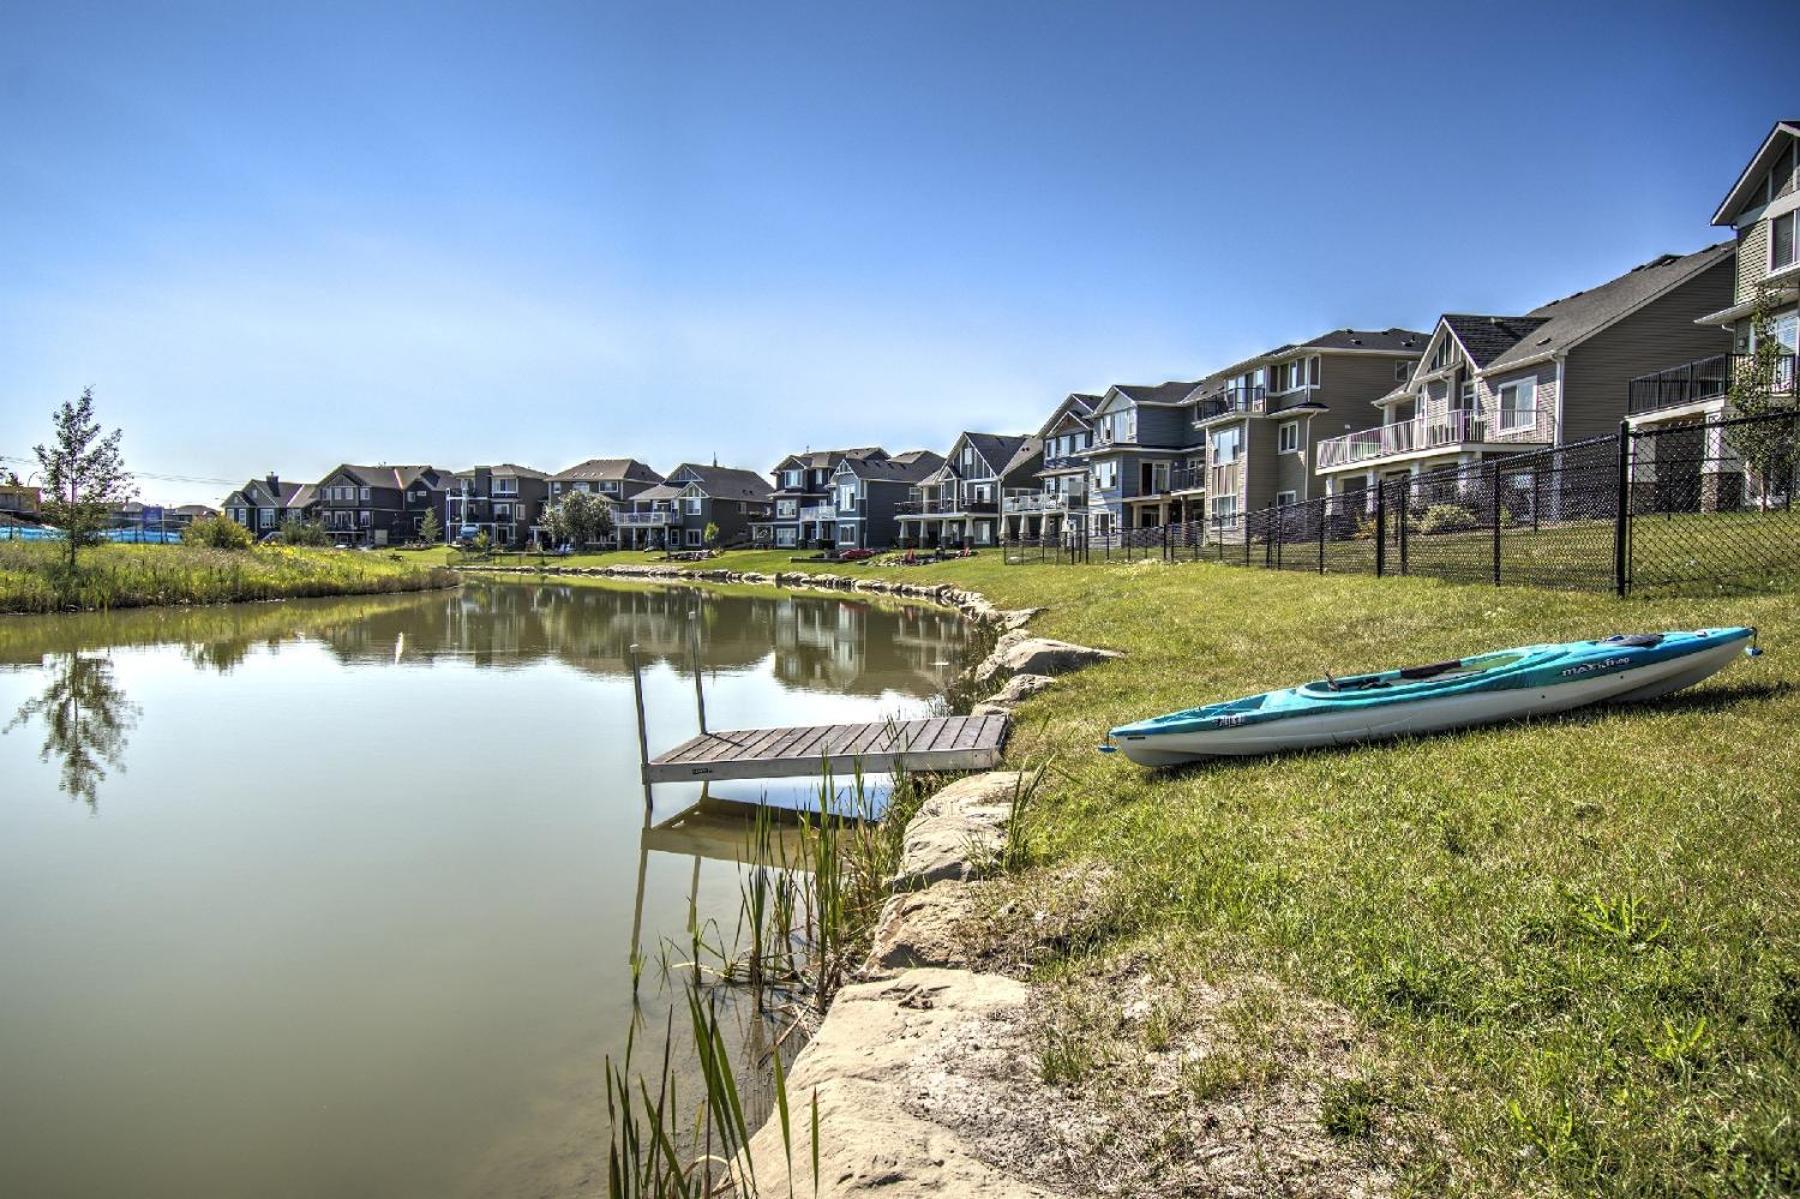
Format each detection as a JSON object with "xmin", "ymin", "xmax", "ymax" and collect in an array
[{"xmin": 1109, "ymin": 629, "xmax": 1750, "ymax": 766}]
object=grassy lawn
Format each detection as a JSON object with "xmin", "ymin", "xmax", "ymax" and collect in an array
[
  {"xmin": 0, "ymin": 541, "xmax": 459, "ymax": 613},
  {"xmin": 548, "ymin": 548, "xmax": 1798, "ymax": 1196}
]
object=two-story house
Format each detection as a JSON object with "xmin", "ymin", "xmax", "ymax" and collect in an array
[
  {"xmin": 826, "ymin": 450, "xmax": 945, "ymax": 550},
  {"xmin": 619, "ymin": 463, "xmax": 773, "ymax": 551},
  {"xmin": 222, "ymin": 474, "xmax": 319, "ymax": 539},
  {"xmin": 1189, "ymin": 328, "xmax": 1430, "ymax": 528},
  {"xmin": 313, "ymin": 464, "xmax": 452, "ymax": 546},
  {"xmin": 896, "ymin": 433, "xmax": 1039, "ymax": 549},
  {"xmin": 447, "ymin": 464, "xmax": 550, "ymax": 548},
  {"xmin": 757, "ymin": 447, "xmax": 888, "ymax": 549},
  {"xmin": 1313, "ymin": 247, "xmax": 1735, "ymax": 510},
  {"xmin": 1002, "ymin": 393, "xmax": 1099, "ymax": 543},
  {"xmin": 1077, "ymin": 382, "xmax": 1205, "ymax": 536},
  {"xmin": 1626, "ymin": 120, "xmax": 1799, "ymax": 510},
  {"xmin": 547, "ymin": 459, "xmax": 664, "ymax": 506}
]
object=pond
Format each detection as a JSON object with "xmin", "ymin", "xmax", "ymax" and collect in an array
[{"xmin": 0, "ymin": 578, "xmax": 977, "ymax": 1198}]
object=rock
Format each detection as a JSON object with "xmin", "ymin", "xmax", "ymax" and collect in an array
[
  {"xmin": 998, "ymin": 607, "xmax": 1042, "ymax": 632},
  {"xmin": 865, "ymin": 883, "xmax": 980, "ymax": 976},
  {"xmin": 973, "ymin": 631, "xmax": 1121, "ymax": 687},
  {"xmin": 738, "ymin": 969, "xmax": 1051, "ymax": 1199},
  {"xmin": 896, "ymin": 771, "xmax": 1023, "ymax": 887},
  {"xmin": 976, "ymin": 673, "xmax": 1057, "ymax": 711}
]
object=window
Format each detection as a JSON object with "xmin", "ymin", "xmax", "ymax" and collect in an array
[
  {"xmin": 1210, "ymin": 426, "xmax": 1242, "ymax": 465},
  {"xmin": 1455, "ymin": 381, "xmax": 1477, "ymax": 412},
  {"xmin": 1431, "ymin": 337, "xmax": 1458, "ymax": 372},
  {"xmin": 837, "ymin": 484, "xmax": 857, "ymax": 510},
  {"xmin": 1277, "ymin": 421, "xmax": 1300, "ymax": 453},
  {"xmin": 1772, "ymin": 210, "xmax": 1797, "ymax": 274},
  {"xmin": 777, "ymin": 499, "xmax": 796, "ymax": 518},
  {"xmin": 1213, "ymin": 495, "xmax": 1238, "ymax": 521},
  {"xmin": 1395, "ymin": 359, "xmax": 1415, "ymax": 382},
  {"xmin": 259, "ymin": 508, "xmax": 275, "ymax": 528},
  {"xmin": 1275, "ymin": 491, "xmax": 1297, "ymax": 507},
  {"xmin": 838, "ymin": 526, "xmax": 856, "ymax": 544},
  {"xmin": 685, "ymin": 529, "xmax": 701, "ymax": 546},
  {"xmin": 1309, "ymin": 356, "xmax": 1321, "ymax": 386},
  {"xmin": 1498, "ymin": 378, "xmax": 1537, "ymax": 431},
  {"xmin": 973, "ymin": 522, "xmax": 992, "ymax": 545},
  {"xmin": 683, "ymin": 496, "xmax": 702, "ymax": 515},
  {"xmin": 358, "ymin": 510, "xmax": 371, "ymax": 526},
  {"xmin": 775, "ymin": 528, "xmax": 796, "ymax": 547},
  {"xmin": 1092, "ymin": 461, "xmax": 1118, "ymax": 490},
  {"xmin": 494, "ymin": 478, "xmax": 518, "ymax": 496},
  {"xmin": 359, "ymin": 487, "xmax": 370, "ymax": 501}
]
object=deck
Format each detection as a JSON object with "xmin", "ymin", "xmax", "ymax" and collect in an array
[{"xmin": 642, "ymin": 714, "xmax": 1009, "ymax": 783}]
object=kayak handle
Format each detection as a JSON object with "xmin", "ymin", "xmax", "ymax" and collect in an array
[{"xmin": 1747, "ymin": 626, "xmax": 1763, "ymax": 658}]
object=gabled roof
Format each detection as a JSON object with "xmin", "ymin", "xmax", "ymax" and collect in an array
[
  {"xmin": 456, "ymin": 462, "xmax": 548, "ymax": 480},
  {"xmin": 229, "ymin": 478, "xmax": 316, "ymax": 509},
  {"xmin": 1189, "ymin": 328, "xmax": 1432, "ymax": 397},
  {"xmin": 1439, "ymin": 314, "xmax": 1550, "ymax": 369},
  {"xmin": 955, "ymin": 432, "xmax": 1031, "ymax": 477},
  {"xmin": 1035, "ymin": 392, "xmax": 1102, "ymax": 438},
  {"xmin": 1111, "ymin": 381, "xmax": 1202, "ymax": 408},
  {"xmin": 888, "ymin": 449, "xmax": 944, "ymax": 468},
  {"xmin": 321, "ymin": 464, "xmax": 449, "ymax": 491},
  {"xmin": 999, "ymin": 436, "xmax": 1044, "ymax": 477},
  {"xmin": 549, "ymin": 458, "xmax": 663, "ymax": 484},
  {"xmin": 1711, "ymin": 120, "xmax": 1800, "ymax": 226},
  {"xmin": 664, "ymin": 463, "xmax": 774, "ymax": 502},
  {"xmin": 1483, "ymin": 242, "xmax": 1735, "ymax": 371},
  {"xmin": 772, "ymin": 447, "xmax": 886, "ymax": 473},
  {"xmin": 835, "ymin": 454, "xmax": 943, "ymax": 483}
]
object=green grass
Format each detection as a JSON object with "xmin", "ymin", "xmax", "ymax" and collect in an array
[
  {"xmin": 0, "ymin": 541, "xmax": 460, "ymax": 613},
  {"xmin": 558, "ymin": 549, "xmax": 1799, "ymax": 1196}
]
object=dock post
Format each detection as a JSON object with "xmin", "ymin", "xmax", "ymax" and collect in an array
[
  {"xmin": 628, "ymin": 643, "xmax": 654, "ymax": 812},
  {"xmin": 689, "ymin": 608, "xmax": 708, "ymax": 735}
]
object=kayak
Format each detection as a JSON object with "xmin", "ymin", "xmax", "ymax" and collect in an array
[{"xmin": 1104, "ymin": 627, "xmax": 1758, "ymax": 767}]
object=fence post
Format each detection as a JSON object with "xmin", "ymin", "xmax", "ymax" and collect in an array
[
  {"xmin": 1398, "ymin": 480, "xmax": 1409, "ymax": 576},
  {"xmin": 1317, "ymin": 497, "xmax": 1327, "ymax": 575},
  {"xmin": 1374, "ymin": 483, "xmax": 1386, "ymax": 577},
  {"xmin": 1490, "ymin": 459, "xmax": 1502, "ymax": 586},
  {"xmin": 1163, "ymin": 520, "xmax": 1170, "ymax": 562},
  {"xmin": 1613, "ymin": 419, "xmax": 1631, "ymax": 597}
]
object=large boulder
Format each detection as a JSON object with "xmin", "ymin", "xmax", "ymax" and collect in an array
[
  {"xmin": 865, "ymin": 883, "xmax": 981, "ymax": 976},
  {"xmin": 972, "ymin": 631, "xmax": 1120, "ymax": 688},
  {"xmin": 896, "ymin": 771, "xmax": 1025, "ymax": 887},
  {"xmin": 737, "ymin": 970, "xmax": 1052, "ymax": 1199}
]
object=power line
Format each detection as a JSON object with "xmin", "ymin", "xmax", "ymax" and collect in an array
[{"xmin": 0, "ymin": 453, "xmax": 240, "ymax": 488}]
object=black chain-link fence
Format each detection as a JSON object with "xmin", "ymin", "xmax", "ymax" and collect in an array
[{"xmin": 1001, "ymin": 409, "xmax": 1800, "ymax": 595}]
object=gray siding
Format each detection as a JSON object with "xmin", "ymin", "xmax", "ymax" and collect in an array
[
  {"xmin": 1562, "ymin": 256, "xmax": 1736, "ymax": 442},
  {"xmin": 1134, "ymin": 404, "xmax": 1193, "ymax": 448}
]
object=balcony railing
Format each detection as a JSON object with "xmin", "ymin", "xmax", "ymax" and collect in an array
[
  {"xmin": 1041, "ymin": 453, "xmax": 1083, "ymax": 470},
  {"xmin": 1316, "ymin": 407, "xmax": 1553, "ymax": 471},
  {"xmin": 616, "ymin": 510, "xmax": 672, "ymax": 526},
  {"xmin": 1002, "ymin": 491, "xmax": 1083, "ymax": 513},
  {"xmin": 897, "ymin": 497, "xmax": 997, "ymax": 516},
  {"xmin": 1168, "ymin": 465, "xmax": 1205, "ymax": 492},
  {"xmin": 1627, "ymin": 353, "xmax": 1796, "ymax": 417},
  {"xmin": 800, "ymin": 503, "xmax": 838, "ymax": 520},
  {"xmin": 1194, "ymin": 385, "xmax": 1268, "ymax": 422}
]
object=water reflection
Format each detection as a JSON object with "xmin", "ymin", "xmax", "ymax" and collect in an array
[{"xmin": 5, "ymin": 653, "xmax": 141, "ymax": 811}]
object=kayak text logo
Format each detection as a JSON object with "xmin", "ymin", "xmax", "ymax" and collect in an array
[{"xmin": 1560, "ymin": 656, "xmax": 1630, "ymax": 677}]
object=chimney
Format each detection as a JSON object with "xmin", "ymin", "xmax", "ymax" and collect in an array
[{"xmin": 267, "ymin": 473, "xmax": 280, "ymax": 497}]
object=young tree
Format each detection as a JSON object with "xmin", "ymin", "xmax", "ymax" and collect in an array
[
  {"xmin": 279, "ymin": 517, "xmax": 329, "ymax": 546},
  {"xmin": 539, "ymin": 496, "xmax": 571, "ymax": 548},
  {"xmin": 34, "ymin": 388, "xmax": 134, "ymax": 572},
  {"xmin": 702, "ymin": 521, "xmax": 721, "ymax": 549},
  {"xmin": 418, "ymin": 509, "xmax": 442, "ymax": 545},
  {"xmin": 590, "ymin": 497, "xmax": 616, "ymax": 546},
  {"xmin": 1725, "ymin": 282, "xmax": 1800, "ymax": 508}
]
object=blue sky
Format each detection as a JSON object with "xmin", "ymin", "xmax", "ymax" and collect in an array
[{"xmin": 1, "ymin": 0, "xmax": 1793, "ymax": 504}]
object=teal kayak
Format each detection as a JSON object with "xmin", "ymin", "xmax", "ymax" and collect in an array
[{"xmin": 1105, "ymin": 628, "xmax": 1758, "ymax": 766}]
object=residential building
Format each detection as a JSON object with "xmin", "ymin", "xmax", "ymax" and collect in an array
[
  {"xmin": 619, "ymin": 463, "xmax": 773, "ymax": 550},
  {"xmin": 1, "ymin": 484, "xmax": 43, "ymax": 522},
  {"xmin": 1002, "ymin": 393, "xmax": 1099, "ymax": 542},
  {"xmin": 1187, "ymin": 329, "xmax": 1430, "ymax": 526},
  {"xmin": 547, "ymin": 458, "xmax": 664, "ymax": 505},
  {"xmin": 1627, "ymin": 120, "xmax": 1799, "ymax": 508},
  {"xmin": 1314, "ymin": 246, "xmax": 1735, "ymax": 507},
  {"xmin": 222, "ymin": 475, "xmax": 319, "ymax": 539},
  {"xmin": 896, "ymin": 433, "xmax": 1039, "ymax": 549},
  {"xmin": 756, "ymin": 447, "xmax": 888, "ymax": 549},
  {"xmin": 447, "ymin": 464, "xmax": 550, "ymax": 548},
  {"xmin": 1076, "ymin": 382, "xmax": 1204, "ymax": 535},
  {"xmin": 827, "ymin": 450, "xmax": 945, "ymax": 550},
  {"xmin": 312, "ymin": 464, "xmax": 452, "ymax": 546}
]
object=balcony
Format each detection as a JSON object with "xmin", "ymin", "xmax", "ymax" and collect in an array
[
  {"xmin": 1316, "ymin": 407, "xmax": 1553, "ymax": 471},
  {"xmin": 1002, "ymin": 490, "xmax": 1083, "ymax": 513},
  {"xmin": 800, "ymin": 503, "xmax": 838, "ymax": 521},
  {"xmin": 1627, "ymin": 353, "xmax": 1796, "ymax": 417},
  {"xmin": 1168, "ymin": 465, "xmax": 1205, "ymax": 492},
  {"xmin": 1194, "ymin": 384, "xmax": 1268, "ymax": 422},
  {"xmin": 1041, "ymin": 453, "xmax": 1083, "ymax": 470},
  {"xmin": 897, "ymin": 496, "xmax": 997, "ymax": 516},
  {"xmin": 616, "ymin": 510, "xmax": 672, "ymax": 526}
]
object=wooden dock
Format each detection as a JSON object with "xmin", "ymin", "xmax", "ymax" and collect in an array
[{"xmin": 642, "ymin": 714, "xmax": 1009, "ymax": 783}]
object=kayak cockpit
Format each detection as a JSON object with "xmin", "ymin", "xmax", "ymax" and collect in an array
[{"xmin": 1299, "ymin": 650, "xmax": 1550, "ymax": 698}]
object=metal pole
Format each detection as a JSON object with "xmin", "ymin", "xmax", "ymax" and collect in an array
[
  {"xmin": 1613, "ymin": 419, "xmax": 1632, "ymax": 597},
  {"xmin": 1317, "ymin": 498, "xmax": 1327, "ymax": 574},
  {"xmin": 1491, "ymin": 460, "xmax": 1503, "ymax": 586},
  {"xmin": 1399, "ymin": 480, "xmax": 1410, "ymax": 576}
]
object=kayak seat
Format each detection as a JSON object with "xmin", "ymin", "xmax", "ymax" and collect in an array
[{"xmin": 1602, "ymin": 634, "xmax": 1665, "ymax": 648}]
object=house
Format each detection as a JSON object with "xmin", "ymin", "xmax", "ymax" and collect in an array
[
  {"xmin": 1002, "ymin": 393, "xmax": 1100, "ymax": 543},
  {"xmin": 446, "ymin": 464, "xmax": 550, "ymax": 548},
  {"xmin": 826, "ymin": 450, "xmax": 945, "ymax": 550},
  {"xmin": 618, "ymin": 463, "xmax": 773, "ymax": 550},
  {"xmin": 0, "ymin": 484, "xmax": 44, "ymax": 521},
  {"xmin": 1626, "ymin": 120, "xmax": 1799, "ymax": 509},
  {"xmin": 1075, "ymin": 382, "xmax": 1204, "ymax": 536},
  {"xmin": 896, "ymin": 433, "xmax": 1040, "ymax": 549},
  {"xmin": 222, "ymin": 475, "xmax": 319, "ymax": 539},
  {"xmin": 1312, "ymin": 248, "xmax": 1735, "ymax": 509},
  {"xmin": 312, "ymin": 464, "xmax": 452, "ymax": 546},
  {"xmin": 1187, "ymin": 328, "xmax": 1430, "ymax": 527},
  {"xmin": 547, "ymin": 458, "xmax": 664, "ymax": 505},
  {"xmin": 756, "ymin": 447, "xmax": 889, "ymax": 549}
]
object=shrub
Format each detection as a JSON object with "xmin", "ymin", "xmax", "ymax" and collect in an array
[
  {"xmin": 183, "ymin": 514, "xmax": 253, "ymax": 550},
  {"xmin": 1418, "ymin": 503, "xmax": 1479, "ymax": 535},
  {"xmin": 279, "ymin": 517, "xmax": 330, "ymax": 547}
]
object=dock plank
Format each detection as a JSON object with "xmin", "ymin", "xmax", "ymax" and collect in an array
[{"xmin": 643, "ymin": 714, "xmax": 1009, "ymax": 784}]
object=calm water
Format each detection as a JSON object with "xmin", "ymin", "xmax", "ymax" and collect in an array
[{"xmin": 0, "ymin": 579, "xmax": 975, "ymax": 1199}]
